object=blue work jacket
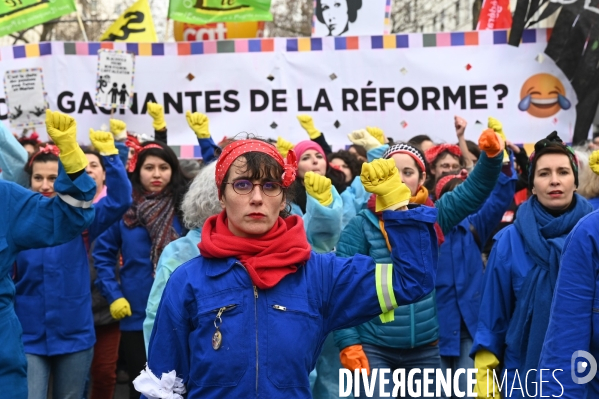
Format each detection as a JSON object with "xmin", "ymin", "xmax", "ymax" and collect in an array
[
  {"xmin": 93, "ymin": 212, "xmax": 183, "ymax": 331},
  {"xmin": 143, "ymin": 207, "xmax": 438, "ymax": 399},
  {"xmin": 14, "ymin": 155, "xmax": 131, "ymax": 356},
  {"xmin": 436, "ymin": 171, "xmax": 516, "ymax": 356},
  {"xmin": 0, "ymin": 163, "xmax": 95, "ymax": 398}
]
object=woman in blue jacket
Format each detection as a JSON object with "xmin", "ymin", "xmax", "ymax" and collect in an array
[
  {"xmin": 471, "ymin": 132, "xmax": 593, "ymax": 399},
  {"xmin": 334, "ymin": 128, "xmax": 505, "ymax": 398},
  {"xmin": 0, "ymin": 111, "xmax": 96, "ymax": 399},
  {"xmin": 13, "ymin": 130, "xmax": 131, "ymax": 399},
  {"xmin": 133, "ymin": 139, "xmax": 439, "ymax": 399},
  {"xmin": 434, "ymin": 161, "xmax": 516, "ymax": 396},
  {"xmin": 93, "ymin": 140, "xmax": 190, "ymax": 399}
]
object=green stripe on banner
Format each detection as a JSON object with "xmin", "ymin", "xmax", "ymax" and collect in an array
[
  {"xmin": 217, "ymin": 40, "xmax": 235, "ymax": 53},
  {"xmin": 64, "ymin": 42, "xmax": 77, "ymax": 55},
  {"xmin": 423, "ymin": 34, "xmax": 437, "ymax": 47},
  {"xmin": 170, "ymin": 146, "xmax": 181, "ymax": 157}
]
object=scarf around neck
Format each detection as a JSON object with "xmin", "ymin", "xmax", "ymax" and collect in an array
[
  {"xmin": 198, "ymin": 212, "xmax": 312, "ymax": 289},
  {"xmin": 367, "ymin": 185, "xmax": 445, "ymax": 245},
  {"xmin": 123, "ymin": 190, "xmax": 180, "ymax": 272},
  {"xmin": 506, "ymin": 193, "xmax": 592, "ymax": 389}
]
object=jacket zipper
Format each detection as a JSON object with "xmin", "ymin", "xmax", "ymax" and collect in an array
[
  {"xmin": 254, "ymin": 285, "xmax": 259, "ymax": 395},
  {"xmin": 212, "ymin": 304, "xmax": 237, "ymax": 314}
]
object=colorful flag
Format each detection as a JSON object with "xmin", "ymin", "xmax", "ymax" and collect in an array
[
  {"xmin": 0, "ymin": 0, "xmax": 76, "ymax": 37},
  {"xmin": 100, "ymin": 0, "xmax": 157, "ymax": 42},
  {"xmin": 168, "ymin": 0, "xmax": 272, "ymax": 25},
  {"xmin": 477, "ymin": 0, "xmax": 513, "ymax": 30}
]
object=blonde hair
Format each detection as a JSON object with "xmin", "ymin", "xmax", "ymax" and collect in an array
[
  {"xmin": 575, "ymin": 148, "xmax": 599, "ymax": 200},
  {"xmin": 181, "ymin": 162, "xmax": 221, "ymax": 230}
]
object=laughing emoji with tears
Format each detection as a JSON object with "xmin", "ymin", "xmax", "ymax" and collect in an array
[{"xmin": 518, "ymin": 73, "xmax": 571, "ymax": 118}]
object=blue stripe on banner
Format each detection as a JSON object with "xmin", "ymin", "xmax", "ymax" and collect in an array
[
  {"xmin": 450, "ymin": 32, "xmax": 465, "ymax": 46},
  {"xmin": 311, "ymin": 38, "xmax": 322, "ymax": 51},
  {"xmin": 88, "ymin": 42, "xmax": 101, "ymax": 56},
  {"xmin": 13, "ymin": 46, "xmax": 26, "ymax": 58},
  {"xmin": 522, "ymin": 29, "xmax": 536, "ymax": 43},
  {"xmin": 493, "ymin": 30, "xmax": 508, "ymax": 44},
  {"xmin": 126, "ymin": 43, "xmax": 139, "ymax": 55},
  {"xmin": 39, "ymin": 42, "xmax": 52, "ymax": 56},
  {"xmin": 334, "ymin": 37, "xmax": 346, "ymax": 50},
  {"xmin": 371, "ymin": 36, "xmax": 384, "ymax": 49},
  {"xmin": 287, "ymin": 38, "xmax": 298, "ymax": 52},
  {"xmin": 249, "ymin": 39, "xmax": 262, "ymax": 52},
  {"xmin": 190, "ymin": 42, "xmax": 203, "ymax": 55},
  {"xmin": 396, "ymin": 35, "xmax": 409, "ymax": 48},
  {"xmin": 193, "ymin": 146, "xmax": 203, "ymax": 158},
  {"xmin": 152, "ymin": 43, "xmax": 165, "ymax": 55}
]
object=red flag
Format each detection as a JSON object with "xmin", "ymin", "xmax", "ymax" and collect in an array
[{"xmin": 477, "ymin": 0, "xmax": 513, "ymax": 30}]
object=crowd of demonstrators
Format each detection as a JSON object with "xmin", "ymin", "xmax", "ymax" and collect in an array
[{"xmin": 1, "ymin": 102, "xmax": 599, "ymax": 399}]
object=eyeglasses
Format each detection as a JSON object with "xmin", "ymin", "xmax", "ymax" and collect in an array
[{"xmin": 225, "ymin": 180, "xmax": 283, "ymax": 197}]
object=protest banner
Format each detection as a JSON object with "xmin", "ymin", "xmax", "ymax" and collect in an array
[
  {"xmin": 3, "ymin": 68, "xmax": 46, "ymax": 128},
  {"xmin": 0, "ymin": 29, "xmax": 578, "ymax": 153},
  {"xmin": 168, "ymin": 0, "xmax": 272, "ymax": 25},
  {"xmin": 0, "ymin": 0, "xmax": 76, "ymax": 37},
  {"xmin": 95, "ymin": 50, "xmax": 135, "ymax": 109}
]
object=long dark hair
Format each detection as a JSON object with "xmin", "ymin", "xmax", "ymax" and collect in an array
[
  {"xmin": 130, "ymin": 141, "xmax": 190, "ymax": 219},
  {"xmin": 328, "ymin": 150, "xmax": 362, "ymax": 182}
]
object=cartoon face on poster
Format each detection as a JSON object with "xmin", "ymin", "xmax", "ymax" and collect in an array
[
  {"xmin": 95, "ymin": 49, "xmax": 135, "ymax": 109},
  {"xmin": 3, "ymin": 68, "xmax": 47, "ymax": 128},
  {"xmin": 312, "ymin": 0, "xmax": 390, "ymax": 37}
]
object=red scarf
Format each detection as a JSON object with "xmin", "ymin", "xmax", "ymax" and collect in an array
[
  {"xmin": 198, "ymin": 212, "xmax": 312, "ymax": 289},
  {"xmin": 367, "ymin": 186, "xmax": 445, "ymax": 245}
]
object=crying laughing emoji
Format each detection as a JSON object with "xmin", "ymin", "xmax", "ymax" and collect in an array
[{"xmin": 519, "ymin": 73, "xmax": 571, "ymax": 118}]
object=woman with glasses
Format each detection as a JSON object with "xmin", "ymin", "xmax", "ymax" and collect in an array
[
  {"xmin": 134, "ymin": 139, "xmax": 439, "ymax": 399},
  {"xmin": 93, "ymin": 140, "xmax": 190, "ymax": 399}
]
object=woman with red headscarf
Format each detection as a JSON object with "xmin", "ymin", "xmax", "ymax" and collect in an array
[{"xmin": 134, "ymin": 139, "xmax": 439, "ymax": 399}]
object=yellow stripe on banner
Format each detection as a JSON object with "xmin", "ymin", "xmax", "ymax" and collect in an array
[
  {"xmin": 25, "ymin": 44, "xmax": 40, "ymax": 58},
  {"xmin": 298, "ymin": 37, "xmax": 311, "ymax": 52},
  {"xmin": 138, "ymin": 43, "xmax": 152, "ymax": 56},
  {"xmin": 383, "ymin": 35, "xmax": 396, "ymax": 49}
]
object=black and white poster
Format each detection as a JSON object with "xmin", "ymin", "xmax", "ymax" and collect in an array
[
  {"xmin": 3, "ymin": 68, "xmax": 47, "ymax": 128},
  {"xmin": 95, "ymin": 49, "xmax": 135, "ymax": 109},
  {"xmin": 312, "ymin": 0, "xmax": 390, "ymax": 37}
]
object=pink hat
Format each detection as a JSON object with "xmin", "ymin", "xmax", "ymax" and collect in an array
[{"xmin": 293, "ymin": 140, "xmax": 326, "ymax": 161}]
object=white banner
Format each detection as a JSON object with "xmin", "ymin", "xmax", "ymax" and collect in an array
[{"xmin": 0, "ymin": 30, "xmax": 578, "ymax": 150}]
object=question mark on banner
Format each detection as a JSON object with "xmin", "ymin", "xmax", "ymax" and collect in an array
[{"xmin": 493, "ymin": 84, "xmax": 508, "ymax": 109}]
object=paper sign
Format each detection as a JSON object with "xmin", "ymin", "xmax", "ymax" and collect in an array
[
  {"xmin": 95, "ymin": 49, "xmax": 135, "ymax": 109},
  {"xmin": 4, "ymin": 68, "xmax": 46, "ymax": 127}
]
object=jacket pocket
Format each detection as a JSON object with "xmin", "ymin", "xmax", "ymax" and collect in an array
[
  {"xmin": 266, "ymin": 294, "xmax": 319, "ymax": 388},
  {"xmin": 57, "ymin": 293, "xmax": 94, "ymax": 338},
  {"xmin": 15, "ymin": 294, "xmax": 44, "ymax": 339},
  {"xmin": 189, "ymin": 293, "xmax": 247, "ymax": 387}
]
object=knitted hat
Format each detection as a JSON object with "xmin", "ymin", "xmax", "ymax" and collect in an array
[
  {"xmin": 383, "ymin": 143, "xmax": 426, "ymax": 172},
  {"xmin": 528, "ymin": 131, "xmax": 579, "ymax": 188},
  {"xmin": 435, "ymin": 169, "xmax": 469, "ymax": 200},
  {"xmin": 293, "ymin": 140, "xmax": 326, "ymax": 161},
  {"xmin": 425, "ymin": 144, "xmax": 462, "ymax": 166}
]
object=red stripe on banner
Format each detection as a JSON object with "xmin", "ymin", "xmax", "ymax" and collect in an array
[
  {"xmin": 178, "ymin": 42, "xmax": 191, "ymax": 55},
  {"xmin": 261, "ymin": 39, "xmax": 274, "ymax": 52},
  {"xmin": 346, "ymin": 37, "xmax": 359, "ymax": 50},
  {"xmin": 465, "ymin": 32, "xmax": 479, "ymax": 45},
  {"xmin": 100, "ymin": 42, "xmax": 114, "ymax": 50}
]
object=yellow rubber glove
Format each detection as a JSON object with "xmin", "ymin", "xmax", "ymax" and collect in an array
[
  {"xmin": 147, "ymin": 102, "xmax": 166, "ymax": 131},
  {"xmin": 361, "ymin": 159, "xmax": 411, "ymax": 212},
  {"xmin": 109, "ymin": 298, "xmax": 132, "ymax": 321},
  {"xmin": 109, "ymin": 119, "xmax": 127, "ymax": 141},
  {"xmin": 185, "ymin": 111, "xmax": 210, "ymax": 139},
  {"xmin": 304, "ymin": 171, "xmax": 333, "ymax": 206},
  {"xmin": 297, "ymin": 115, "xmax": 321, "ymax": 139},
  {"xmin": 366, "ymin": 126, "xmax": 386, "ymax": 145},
  {"xmin": 474, "ymin": 350, "xmax": 502, "ymax": 398},
  {"xmin": 590, "ymin": 150, "xmax": 599, "ymax": 176},
  {"xmin": 90, "ymin": 128, "xmax": 119, "ymax": 156},
  {"xmin": 45, "ymin": 110, "xmax": 88, "ymax": 174},
  {"xmin": 488, "ymin": 117, "xmax": 509, "ymax": 162},
  {"xmin": 276, "ymin": 136, "xmax": 294, "ymax": 158},
  {"xmin": 348, "ymin": 129, "xmax": 382, "ymax": 152},
  {"xmin": 340, "ymin": 345, "xmax": 370, "ymax": 376}
]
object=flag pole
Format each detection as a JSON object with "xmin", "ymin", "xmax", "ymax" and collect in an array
[
  {"xmin": 76, "ymin": 10, "xmax": 89, "ymax": 42},
  {"xmin": 163, "ymin": 17, "xmax": 170, "ymax": 42}
]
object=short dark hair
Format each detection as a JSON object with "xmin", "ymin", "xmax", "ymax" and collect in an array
[
  {"xmin": 348, "ymin": 144, "xmax": 367, "ymax": 160},
  {"xmin": 408, "ymin": 135, "xmax": 433, "ymax": 147},
  {"xmin": 315, "ymin": 0, "xmax": 363, "ymax": 24},
  {"xmin": 130, "ymin": 141, "xmax": 190, "ymax": 217},
  {"xmin": 466, "ymin": 140, "xmax": 481, "ymax": 160},
  {"xmin": 81, "ymin": 146, "xmax": 105, "ymax": 171},
  {"xmin": 219, "ymin": 151, "xmax": 292, "ymax": 217},
  {"xmin": 25, "ymin": 151, "xmax": 59, "ymax": 177},
  {"xmin": 328, "ymin": 150, "xmax": 362, "ymax": 181}
]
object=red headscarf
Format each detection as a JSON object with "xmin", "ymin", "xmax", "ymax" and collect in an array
[
  {"xmin": 200, "ymin": 139, "xmax": 311, "ymax": 289},
  {"xmin": 425, "ymin": 144, "xmax": 462, "ymax": 166},
  {"xmin": 435, "ymin": 169, "xmax": 469, "ymax": 200},
  {"xmin": 28, "ymin": 143, "xmax": 60, "ymax": 167}
]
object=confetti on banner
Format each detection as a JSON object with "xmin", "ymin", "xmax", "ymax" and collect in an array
[
  {"xmin": 400, "ymin": 121, "xmax": 408, "ymax": 128},
  {"xmin": 267, "ymin": 75, "xmax": 274, "ymax": 81},
  {"xmin": 400, "ymin": 68, "xmax": 408, "ymax": 75},
  {"xmin": 186, "ymin": 73, "xmax": 195, "ymax": 81},
  {"xmin": 329, "ymin": 73, "xmax": 337, "ymax": 81},
  {"xmin": 367, "ymin": 81, "xmax": 373, "ymax": 86},
  {"xmin": 475, "ymin": 120, "xmax": 483, "ymax": 125},
  {"xmin": 334, "ymin": 120, "xmax": 341, "ymax": 128},
  {"xmin": 465, "ymin": 64, "xmax": 472, "ymax": 71},
  {"xmin": 270, "ymin": 122, "xmax": 278, "ymax": 129},
  {"xmin": 535, "ymin": 54, "xmax": 545, "ymax": 63}
]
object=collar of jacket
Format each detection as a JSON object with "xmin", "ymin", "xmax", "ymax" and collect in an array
[{"xmin": 204, "ymin": 257, "xmax": 241, "ymax": 277}]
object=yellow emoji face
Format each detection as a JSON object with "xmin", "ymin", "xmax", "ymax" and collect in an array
[{"xmin": 519, "ymin": 73, "xmax": 571, "ymax": 118}]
